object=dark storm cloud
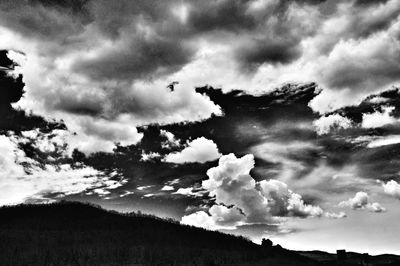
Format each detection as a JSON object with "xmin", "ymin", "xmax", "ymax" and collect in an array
[
  {"xmin": 186, "ymin": 0, "xmax": 255, "ymax": 32},
  {"xmin": 0, "ymin": 0, "xmax": 195, "ymax": 79},
  {"xmin": 55, "ymin": 104, "xmax": 103, "ymax": 117},
  {"xmin": 70, "ymin": 0, "xmax": 199, "ymax": 81},
  {"xmin": 29, "ymin": 0, "xmax": 90, "ymax": 12},
  {"xmin": 233, "ymin": 12, "xmax": 305, "ymax": 69},
  {"xmin": 73, "ymin": 37, "xmax": 194, "ymax": 81},
  {"xmin": 311, "ymin": 0, "xmax": 400, "ymax": 101},
  {"xmin": 185, "ymin": 0, "xmax": 326, "ymax": 34},
  {"xmin": 51, "ymin": 89, "xmax": 106, "ymax": 117},
  {"xmin": 317, "ymin": 31, "xmax": 400, "ymax": 99},
  {"xmin": 236, "ymin": 37, "xmax": 302, "ymax": 69},
  {"xmin": 229, "ymin": 0, "xmax": 331, "ymax": 71},
  {"xmin": 74, "ymin": 0, "xmax": 309, "ymax": 81},
  {"xmin": 324, "ymin": 57, "xmax": 400, "ymax": 92},
  {"xmin": 0, "ymin": 0, "xmax": 330, "ymax": 83},
  {"xmin": 354, "ymin": 0, "xmax": 390, "ymax": 6},
  {"xmin": 297, "ymin": 0, "xmax": 327, "ymax": 4},
  {"xmin": 87, "ymin": 0, "xmax": 183, "ymax": 39},
  {"xmin": 2, "ymin": 0, "xmax": 399, "ymax": 118},
  {"xmin": 0, "ymin": 0, "xmax": 92, "ymax": 45},
  {"xmin": 0, "ymin": 0, "xmax": 337, "ymax": 123},
  {"xmin": 352, "ymin": 144, "xmax": 400, "ymax": 180},
  {"xmin": 351, "ymin": 9, "xmax": 400, "ymax": 38}
]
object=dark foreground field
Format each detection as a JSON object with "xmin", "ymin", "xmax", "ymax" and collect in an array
[{"xmin": 0, "ymin": 202, "xmax": 398, "ymax": 266}]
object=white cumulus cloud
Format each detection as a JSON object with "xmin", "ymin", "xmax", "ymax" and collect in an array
[
  {"xmin": 339, "ymin": 191, "xmax": 386, "ymax": 212},
  {"xmin": 164, "ymin": 137, "xmax": 222, "ymax": 164},
  {"xmin": 382, "ymin": 180, "xmax": 400, "ymax": 200}
]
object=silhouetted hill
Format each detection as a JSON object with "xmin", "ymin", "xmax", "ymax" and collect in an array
[
  {"xmin": 298, "ymin": 250, "xmax": 400, "ymax": 266},
  {"xmin": 0, "ymin": 201, "xmax": 317, "ymax": 266},
  {"xmin": 0, "ymin": 202, "xmax": 398, "ymax": 266}
]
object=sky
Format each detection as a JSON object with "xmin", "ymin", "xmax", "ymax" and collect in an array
[{"xmin": 1, "ymin": 0, "xmax": 400, "ymax": 255}]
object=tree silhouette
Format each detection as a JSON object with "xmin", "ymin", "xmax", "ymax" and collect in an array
[{"xmin": 261, "ymin": 238, "xmax": 273, "ymax": 248}]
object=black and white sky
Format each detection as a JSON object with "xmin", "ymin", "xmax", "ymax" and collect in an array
[{"xmin": 1, "ymin": 0, "xmax": 400, "ymax": 255}]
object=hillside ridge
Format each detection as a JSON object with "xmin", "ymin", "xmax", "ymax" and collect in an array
[{"xmin": 0, "ymin": 201, "xmax": 399, "ymax": 266}]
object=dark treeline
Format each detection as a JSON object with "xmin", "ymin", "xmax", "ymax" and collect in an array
[{"xmin": 0, "ymin": 201, "xmax": 318, "ymax": 266}]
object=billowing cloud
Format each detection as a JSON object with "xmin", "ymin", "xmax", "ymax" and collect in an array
[
  {"xmin": 339, "ymin": 192, "xmax": 386, "ymax": 212},
  {"xmin": 260, "ymin": 179, "xmax": 324, "ymax": 217},
  {"xmin": 382, "ymin": 180, "xmax": 400, "ymax": 200},
  {"xmin": 164, "ymin": 137, "xmax": 221, "ymax": 164},
  {"xmin": 181, "ymin": 153, "xmax": 342, "ymax": 230}
]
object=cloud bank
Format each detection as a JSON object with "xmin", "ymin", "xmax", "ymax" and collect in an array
[{"xmin": 0, "ymin": 135, "xmax": 124, "ymax": 205}]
